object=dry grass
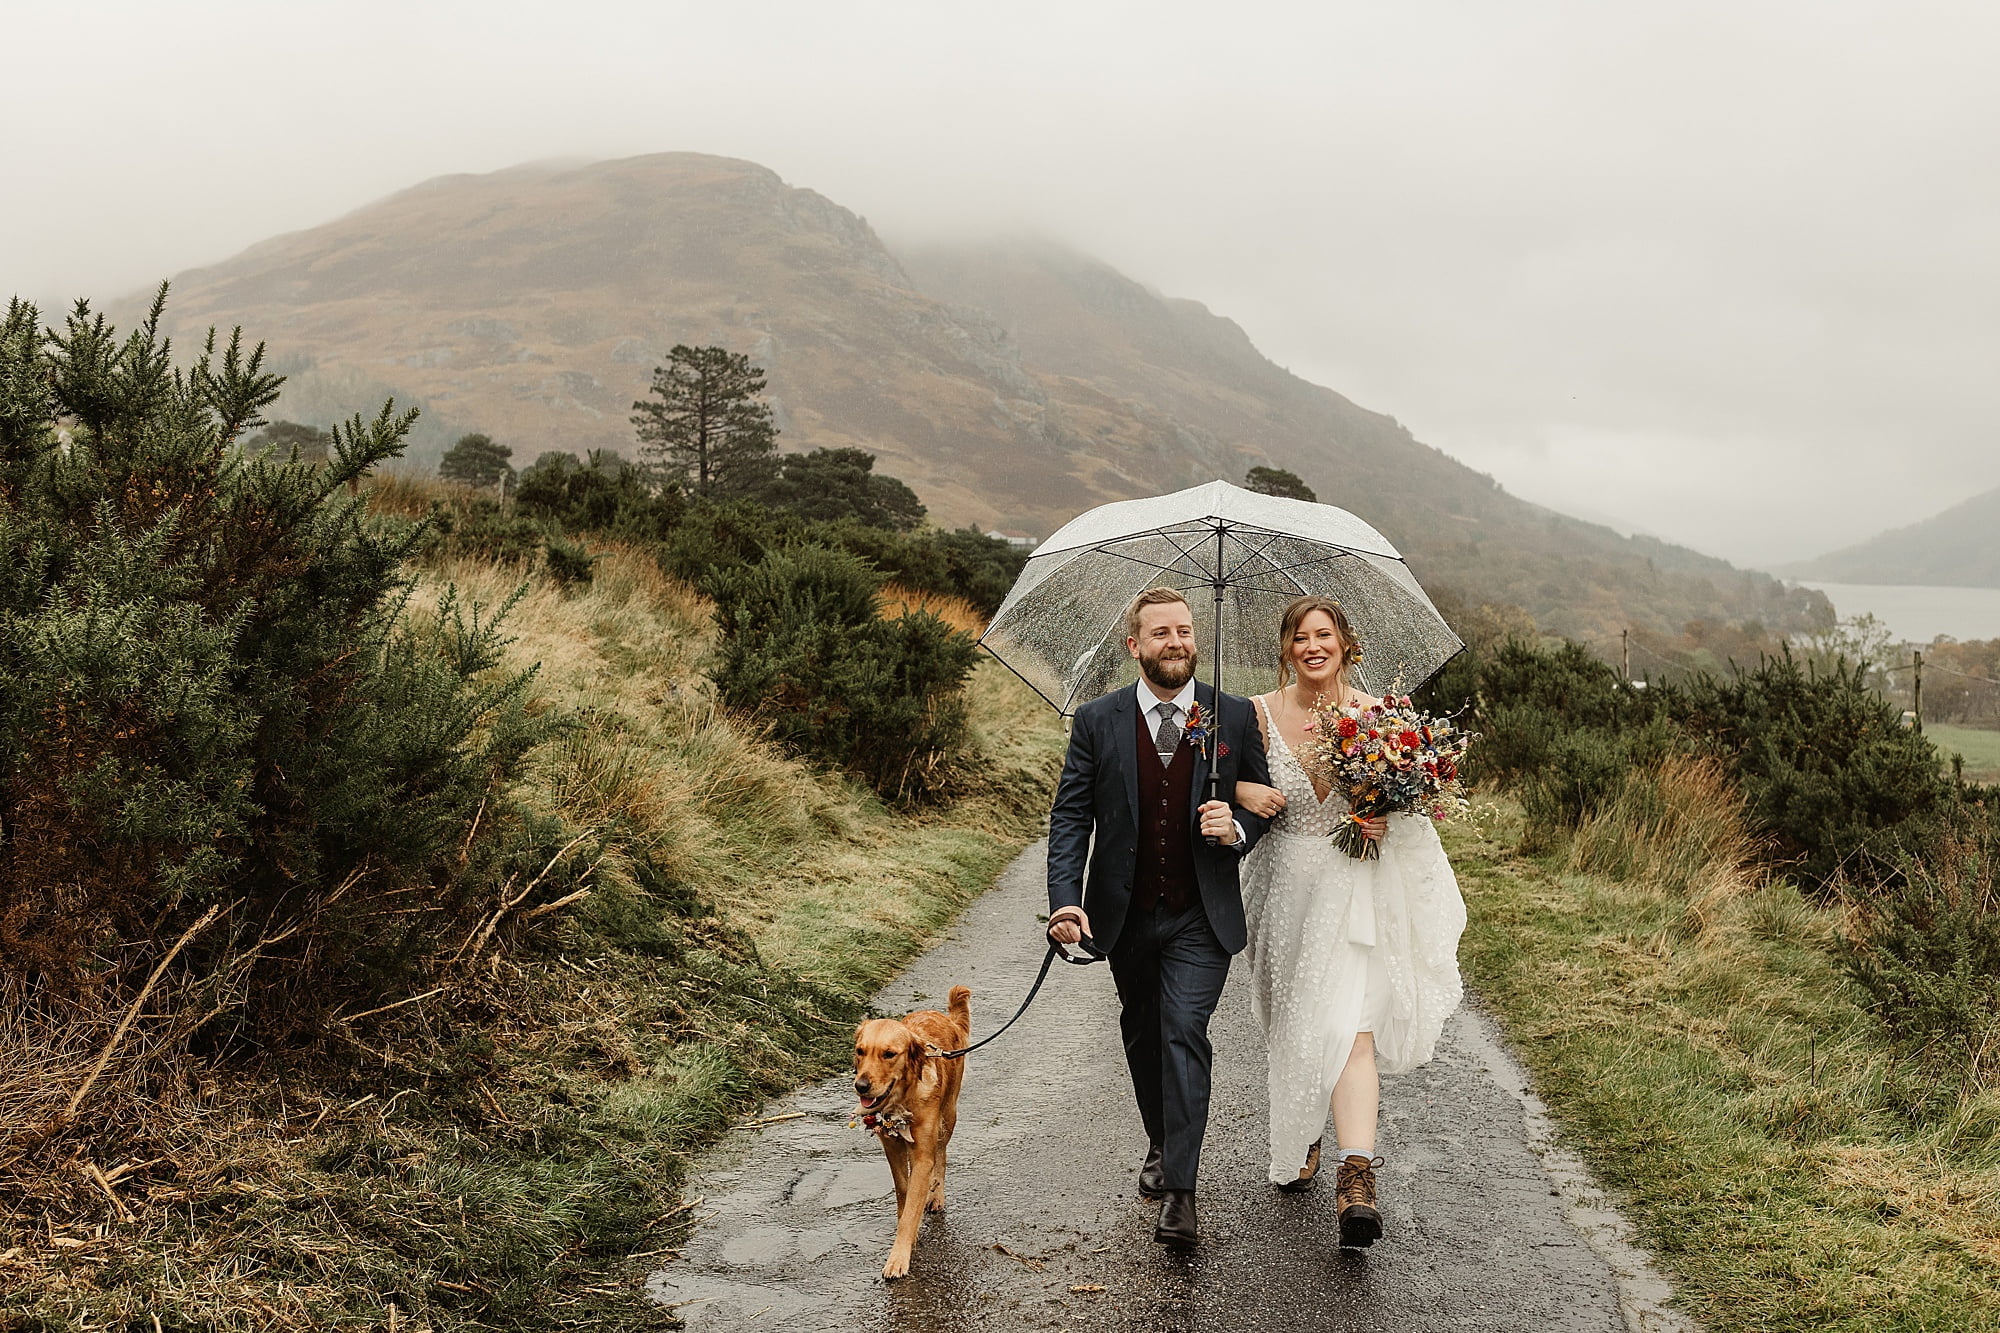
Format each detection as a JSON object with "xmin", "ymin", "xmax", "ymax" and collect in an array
[
  {"xmin": 878, "ymin": 582, "xmax": 987, "ymax": 636},
  {"xmin": 1, "ymin": 530, "xmax": 1067, "ymax": 1331},
  {"xmin": 1563, "ymin": 753, "xmax": 1768, "ymax": 931}
]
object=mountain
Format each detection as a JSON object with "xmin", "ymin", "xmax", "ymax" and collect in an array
[
  {"xmin": 133, "ymin": 151, "xmax": 1826, "ymax": 642},
  {"xmin": 1782, "ymin": 485, "xmax": 2000, "ymax": 588}
]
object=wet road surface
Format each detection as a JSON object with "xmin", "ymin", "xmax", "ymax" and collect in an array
[{"xmin": 649, "ymin": 843, "xmax": 1695, "ymax": 1332}]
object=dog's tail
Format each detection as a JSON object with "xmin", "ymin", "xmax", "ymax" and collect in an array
[{"xmin": 947, "ymin": 985, "xmax": 971, "ymax": 1035}]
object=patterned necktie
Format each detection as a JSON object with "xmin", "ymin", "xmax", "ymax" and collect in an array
[{"xmin": 1154, "ymin": 702, "xmax": 1182, "ymax": 767}]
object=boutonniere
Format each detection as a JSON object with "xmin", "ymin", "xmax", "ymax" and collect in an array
[{"xmin": 1183, "ymin": 703, "xmax": 1212, "ymax": 759}]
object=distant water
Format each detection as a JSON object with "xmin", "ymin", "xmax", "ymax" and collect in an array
[{"xmin": 1798, "ymin": 582, "xmax": 2000, "ymax": 643}]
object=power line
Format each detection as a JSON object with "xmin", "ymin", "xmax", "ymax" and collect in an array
[{"xmin": 1923, "ymin": 663, "xmax": 2000, "ymax": 690}]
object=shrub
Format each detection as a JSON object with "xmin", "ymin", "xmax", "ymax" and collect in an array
[
  {"xmin": 1669, "ymin": 650, "xmax": 1950, "ymax": 891},
  {"xmin": 1846, "ymin": 823, "xmax": 2000, "ymax": 1086},
  {"xmin": 708, "ymin": 545, "xmax": 980, "ymax": 801},
  {"xmin": 734, "ymin": 446, "xmax": 926, "ymax": 531},
  {"xmin": 543, "ymin": 536, "xmax": 599, "ymax": 588},
  {"xmin": 428, "ymin": 495, "xmax": 548, "ymax": 564},
  {"xmin": 0, "ymin": 292, "xmax": 539, "ymax": 1012},
  {"xmin": 655, "ymin": 498, "xmax": 1027, "ymax": 617},
  {"xmin": 514, "ymin": 448, "xmax": 682, "ymax": 541},
  {"xmin": 1509, "ymin": 714, "xmax": 1685, "ymax": 848},
  {"xmin": 1445, "ymin": 638, "xmax": 1664, "ymax": 798}
]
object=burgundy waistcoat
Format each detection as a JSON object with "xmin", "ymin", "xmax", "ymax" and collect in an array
[{"xmin": 1132, "ymin": 702, "xmax": 1198, "ymax": 915}]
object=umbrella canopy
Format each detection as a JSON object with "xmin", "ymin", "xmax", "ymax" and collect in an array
[{"xmin": 979, "ymin": 480, "xmax": 1463, "ymax": 715}]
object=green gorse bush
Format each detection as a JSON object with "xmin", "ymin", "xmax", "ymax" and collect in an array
[{"xmin": 0, "ymin": 291, "xmax": 539, "ymax": 1015}]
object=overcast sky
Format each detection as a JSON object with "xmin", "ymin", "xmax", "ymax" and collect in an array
[{"xmin": 7, "ymin": 0, "xmax": 1996, "ymax": 567}]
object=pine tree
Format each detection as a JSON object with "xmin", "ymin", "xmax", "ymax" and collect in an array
[
  {"xmin": 439, "ymin": 431, "xmax": 514, "ymax": 489},
  {"xmin": 630, "ymin": 345, "xmax": 778, "ymax": 496},
  {"xmin": 1245, "ymin": 465, "xmax": 1316, "ymax": 502}
]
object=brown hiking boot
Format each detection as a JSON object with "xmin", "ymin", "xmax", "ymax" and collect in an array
[
  {"xmin": 1277, "ymin": 1138, "xmax": 1323, "ymax": 1194},
  {"xmin": 1334, "ymin": 1154, "xmax": 1384, "ymax": 1247}
]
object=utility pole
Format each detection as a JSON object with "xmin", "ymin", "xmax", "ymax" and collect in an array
[
  {"xmin": 1913, "ymin": 649, "xmax": 1924, "ymax": 732},
  {"xmin": 1621, "ymin": 629, "xmax": 1631, "ymax": 684}
]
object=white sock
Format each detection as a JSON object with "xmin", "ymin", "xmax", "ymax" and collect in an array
[{"xmin": 1337, "ymin": 1146, "xmax": 1378, "ymax": 1163}]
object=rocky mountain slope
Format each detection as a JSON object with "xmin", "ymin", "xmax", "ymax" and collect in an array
[
  {"xmin": 1783, "ymin": 484, "xmax": 2000, "ymax": 588},
  {"xmin": 139, "ymin": 152, "xmax": 1825, "ymax": 641}
]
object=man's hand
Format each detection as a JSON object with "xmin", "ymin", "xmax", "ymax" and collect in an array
[
  {"xmin": 1197, "ymin": 800, "xmax": 1239, "ymax": 845},
  {"xmin": 1048, "ymin": 906, "xmax": 1091, "ymax": 945}
]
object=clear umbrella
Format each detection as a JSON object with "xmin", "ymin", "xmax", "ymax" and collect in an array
[{"xmin": 978, "ymin": 479, "xmax": 1463, "ymax": 717}]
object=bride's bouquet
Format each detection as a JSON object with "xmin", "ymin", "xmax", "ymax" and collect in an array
[{"xmin": 1298, "ymin": 694, "xmax": 1477, "ymax": 859}]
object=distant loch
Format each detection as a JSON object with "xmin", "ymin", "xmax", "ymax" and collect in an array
[{"xmin": 1796, "ymin": 582, "xmax": 2000, "ymax": 643}]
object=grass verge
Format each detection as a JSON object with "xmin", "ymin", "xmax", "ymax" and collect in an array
[
  {"xmin": 1, "ymin": 544, "xmax": 1065, "ymax": 1333},
  {"xmin": 1450, "ymin": 800, "xmax": 2000, "ymax": 1332},
  {"xmin": 1926, "ymin": 722, "xmax": 2000, "ymax": 785}
]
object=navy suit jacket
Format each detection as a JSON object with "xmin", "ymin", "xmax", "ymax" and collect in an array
[{"xmin": 1046, "ymin": 681, "xmax": 1272, "ymax": 955}]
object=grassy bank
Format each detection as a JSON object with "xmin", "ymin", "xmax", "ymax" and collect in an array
[
  {"xmin": 2, "ymin": 544, "xmax": 1065, "ymax": 1332},
  {"xmin": 1451, "ymin": 797, "xmax": 2000, "ymax": 1331},
  {"xmin": 1928, "ymin": 722, "xmax": 2000, "ymax": 784}
]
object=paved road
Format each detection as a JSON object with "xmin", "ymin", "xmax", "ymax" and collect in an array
[{"xmin": 648, "ymin": 843, "xmax": 1694, "ymax": 1332}]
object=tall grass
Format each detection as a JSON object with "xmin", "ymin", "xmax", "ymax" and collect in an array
[
  {"xmin": 1563, "ymin": 754, "xmax": 1767, "ymax": 931},
  {"xmin": 1459, "ymin": 773, "xmax": 2000, "ymax": 1330},
  {"xmin": 878, "ymin": 582, "xmax": 987, "ymax": 635}
]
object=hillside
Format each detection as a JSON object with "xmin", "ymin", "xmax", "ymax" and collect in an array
[
  {"xmin": 138, "ymin": 151, "xmax": 1826, "ymax": 641},
  {"xmin": 1783, "ymin": 484, "xmax": 2000, "ymax": 588}
]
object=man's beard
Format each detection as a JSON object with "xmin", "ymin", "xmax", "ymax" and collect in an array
[{"xmin": 1139, "ymin": 645, "xmax": 1198, "ymax": 691}]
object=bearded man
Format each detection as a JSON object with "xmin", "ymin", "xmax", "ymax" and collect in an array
[{"xmin": 1046, "ymin": 586, "xmax": 1272, "ymax": 1246}]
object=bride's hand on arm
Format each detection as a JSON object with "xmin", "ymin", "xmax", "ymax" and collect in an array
[{"xmin": 1234, "ymin": 781, "xmax": 1286, "ymax": 819}]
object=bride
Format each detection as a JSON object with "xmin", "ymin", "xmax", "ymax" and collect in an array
[{"xmin": 1233, "ymin": 594, "xmax": 1467, "ymax": 1248}]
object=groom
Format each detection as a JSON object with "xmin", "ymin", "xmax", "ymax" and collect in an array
[{"xmin": 1046, "ymin": 586, "xmax": 1271, "ymax": 1246}]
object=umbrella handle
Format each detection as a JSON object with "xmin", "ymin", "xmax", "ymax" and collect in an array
[{"xmin": 1204, "ymin": 770, "xmax": 1223, "ymax": 846}]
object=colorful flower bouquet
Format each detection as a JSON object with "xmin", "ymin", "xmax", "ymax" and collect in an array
[{"xmin": 1298, "ymin": 694, "xmax": 1477, "ymax": 859}]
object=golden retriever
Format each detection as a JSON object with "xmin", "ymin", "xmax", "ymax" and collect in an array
[{"xmin": 850, "ymin": 985, "xmax": 970, "ymax": 1280}]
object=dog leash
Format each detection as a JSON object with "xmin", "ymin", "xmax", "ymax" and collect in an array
[{"xmin": 929, "ymin": 929, "xmax": 1103, "ymax": 1061}]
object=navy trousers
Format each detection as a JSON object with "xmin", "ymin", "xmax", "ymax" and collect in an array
[{"xmin": 1108, "ymin": 899, "xmax": 1231, "ymax": 1193}]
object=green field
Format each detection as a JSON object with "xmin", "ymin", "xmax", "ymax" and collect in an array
[{"xmin": 1926, "ymin": 722, "xmax": 2000, "ymax": 781}]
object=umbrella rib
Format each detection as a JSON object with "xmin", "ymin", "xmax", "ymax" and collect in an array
[
  {"xmin": 1218, "ymin": 529, "xmax": 1290, "ymax": 583},
  {"xmin": 973, "ymin": 640, "xmax": 1073, "ymax": 715},
  {"xmin": 1240, "ymin": 548, "xmax": 1368, "ymax": 580},
  {"xmin": 1092, "ymin": 545, "xmax": 1209, "ymax": 580},
  {"xmin": 1149, "ymin": 525, "xmax": 1224, "ymax": 579}
]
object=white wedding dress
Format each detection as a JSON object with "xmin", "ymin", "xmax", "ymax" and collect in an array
[{"xmin": 1241, "ymin": 696, "xmax": 1468, "ymax": 1185}]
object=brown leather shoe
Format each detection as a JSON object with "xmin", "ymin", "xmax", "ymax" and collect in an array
[
  {"xmin": 1277, "ymin": 1138, "xmax": 1323, "ymax": 1193},
  {"xmin": 1334, "ymin": 1154, "xmax": 1384, "ymax": 1247}
]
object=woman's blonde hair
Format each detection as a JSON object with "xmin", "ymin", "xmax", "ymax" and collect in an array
[{"xmin": 1275, "ymin": 595, "xmax": 1361, "ymax": 693}]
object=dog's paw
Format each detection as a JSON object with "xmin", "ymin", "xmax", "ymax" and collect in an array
[
  {"xmin": 925, "ymin": 1194, "xmax": 946, "ymax": 1214},
  {"xmin": 881, "ymin": 1253, "xmax": 911, "ymax": 1281}
]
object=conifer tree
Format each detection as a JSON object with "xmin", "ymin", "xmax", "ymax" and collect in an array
[
  {"xmin": 439, "ymin": 430, "xmax": 514, "ymax": 489},
  {"xmin": 1245, "ymin": 465, "xmax": 1316, "ymax": 502},
  {"xmin": 630, "ymin": 345, "xmax": 778, "ymax": 496}
]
